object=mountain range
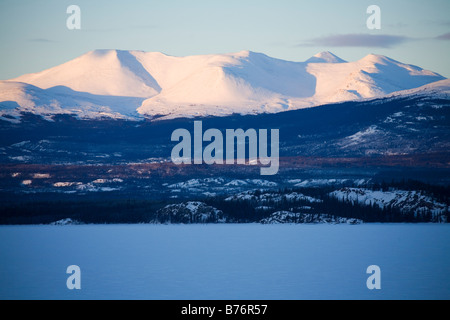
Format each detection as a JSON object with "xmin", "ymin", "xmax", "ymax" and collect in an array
[
  {"xmin": 0, "ymin": 49, "xmax": 447, "ymax": 122},
  {"xmin": 0, "ymin": 50, "xmax": 449, "ymax": 224}
]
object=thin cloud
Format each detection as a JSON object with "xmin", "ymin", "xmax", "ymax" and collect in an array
[
  {"xmin": 130, "ymin": 24, "xmax": 158, "ymax": 30},
  {"xmin": 86, "ymin": 24, "xmax": 158, "ymax": 33},
  {"xmin": 436, "ymin": 32, "xmax": 450, "ymax": 40},
  {"xmin": 385, "ymin": 22, "xmax": 408, "ymax": 29},
  {"xmin": 28, "ymin": 38, "xmax": 58, "ymax": 43},
  {"xmin": 298, "ymin": 34, "xmax": 411, "ymax": 48},
  {"xmin": 420, "ymin": 20, "xmax": 450, "ymax": 27}
]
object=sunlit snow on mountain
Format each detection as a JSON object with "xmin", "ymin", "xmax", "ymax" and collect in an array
[{"xmin": 0, "ymin": 50, "xmax": 446, "ymax": 122}]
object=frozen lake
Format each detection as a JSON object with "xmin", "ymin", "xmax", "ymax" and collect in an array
[{"xmin": 0, "ymin": 224, "xmax": 449, "ymax": 300}]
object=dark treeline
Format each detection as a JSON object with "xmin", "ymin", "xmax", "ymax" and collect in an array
[
  {"xmin": 0, "ymin": 200, "xmax": 166, "ymax": 225},
  {"xmin": 0, "ymin": 180, "xmax": 448, "ymax": 224}
]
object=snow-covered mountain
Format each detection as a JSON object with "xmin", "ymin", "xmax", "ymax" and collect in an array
[
  {"xmin": 1, "ymin": 49, "xmax": 446, "ymax": 121},
  {"xmin": 13, "ymin": 50, "xmax": 161, "ymax": 98},
  {"xmin": 386, "ymin": 78, "xmax": 450, "ymax": 99},
  {"xmin": 0, "ymin": 80, "xmax": 144, "ymax": 122}
]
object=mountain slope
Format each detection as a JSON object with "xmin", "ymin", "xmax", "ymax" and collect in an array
[
  {"xmin": 2, "ymin": 50, "xmax": 446, "ymax": 121},
  {"xmin": 0, "ymin": 80, "xmax": 144, "ymax": 122},
  {"xmin": 13, "ymin": 50, "xmax": 161, "ymax": 98},
  {"xmin": 387, "ymin": 78, "xmax": 450, "ymax": 99},
  {"xmin": 1, "ymin": 87, "xmax": 448, "ymax": 164},
  {"xmin": 137, "ymin": 50, "xmax": 317, "ymax": 118}
]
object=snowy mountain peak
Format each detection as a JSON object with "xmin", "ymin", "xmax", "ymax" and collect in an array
[
  {"xmin": 306, "ymin": 51, "xmax": 346, "ymax": 63},
  {"xmin": 359, "ymin": 53, "xmax": 401, "ymax": 65},
  {"xmin": 13, "ymin": 49, "xmax": 161, "ymax": 98},
  {"xmin": 233, "ymin": 50, "xmax": 252, "ymax": 57},
  {"xmin": 358, "ymin": 54, "xmax": 424, "ymax": 71},
  {"xmin": 87, "ymin": 48, "xmax": 121, "ymax": 58}
]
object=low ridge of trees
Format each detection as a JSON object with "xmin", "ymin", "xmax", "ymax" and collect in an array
[{"xmin": 0, "ymin": 179, "xmax": 448, "ymax": 224}]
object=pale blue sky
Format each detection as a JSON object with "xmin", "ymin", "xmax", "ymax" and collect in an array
[{"xmin": 0, "ymin": 0, "xmax": 449, "ymax": 79}]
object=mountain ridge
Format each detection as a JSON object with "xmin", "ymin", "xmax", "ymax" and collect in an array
[{"xmin": 1, "ymin": 49, "xmax": 446, "ymax": 122}]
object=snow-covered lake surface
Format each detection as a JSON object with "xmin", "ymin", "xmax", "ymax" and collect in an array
[{"xmin": 0, "ymin": 224, "xmax": 449, "ymax": 300}]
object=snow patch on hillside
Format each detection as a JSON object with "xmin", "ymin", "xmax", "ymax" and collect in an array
[
  {"xmin": 260, "ymin": 211, "xmax": 362, "ymax": 224},
  {"xmin": 330, "ymin": 187, "xmax": 448, "ymax": 221},
  {"xmin": 152, "ymin": 201, "xmax": 225, "ymax": 224}
]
